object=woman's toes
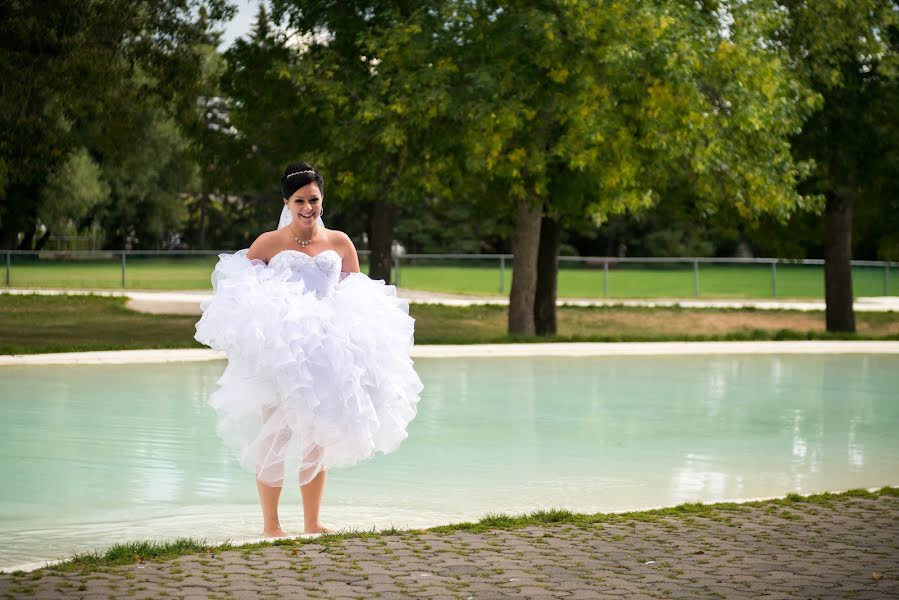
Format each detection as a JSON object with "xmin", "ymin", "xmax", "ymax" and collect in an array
[
  {"xmin": 304, "ymin": 525, "xmax": 334, "ymax": 534},
  {"xmin": 263, "ymin": 529, "xmax": 287, "ymax": 538}
]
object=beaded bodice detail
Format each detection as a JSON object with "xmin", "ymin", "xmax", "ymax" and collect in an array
[{"xmin": 269, "ymin": 249, "xmax": 342, "ymax": 297}]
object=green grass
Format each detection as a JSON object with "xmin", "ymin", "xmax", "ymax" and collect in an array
[
  {"xmin": 399, "ymin": 262, "xmax": 896, "ymax": 299},
  {"xmin": 3, "ymin": 255, "xmax": 222, "ymax": 290},
  {"xmin": 410, "ymin": 302, "xmax": 899, "ymax": 344},
  {"xmin": 1, "ymin": 294, "xmax": 897, "ymax": 354},
  {"xmin": 0, "ymin": 294, "xmax": 202, "ymax": 354},
  {"xmin": 24, "ymin": 486, "xmax": 895, "ymax": 574},
  {"xmin": 4, "ymin": 255, "xmax": 896, "ymax": 298}
]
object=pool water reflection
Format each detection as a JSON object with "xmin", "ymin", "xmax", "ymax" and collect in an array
[{"xmin": 1, "ymin": 354, "xmax": 896, "ymax": 570}]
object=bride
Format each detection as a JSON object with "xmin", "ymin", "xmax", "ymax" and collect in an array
[{"xmin": 194, "ymin": 162, "xmax": 423, "ymax": 537}]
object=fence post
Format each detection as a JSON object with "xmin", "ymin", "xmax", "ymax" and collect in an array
[
  {"xmin": 885, "ymin": 263, "xmax": 890, "ymax": 296},
  {"xmin": 394, "ymin": 253, "xmax": 401, "ymax": 287},
  {"xmin": 603, "ymin": 260, "xmax": 609, "ymax": 297},
  {"xmin": 693, "ymin": 259, "xmax": 699, "ymax": 297},
  {"xmin": 771, "ymin": 261, "xmax": 777, "ymax": 298},
  {"xmin": 121, "ymin": 252, "xmax": 126, "ymax": 289},
  {"xmin": 499, "ymin": 255, "xmax": 505, "ymax": 294},
  {"xmin": 5, "ymin": 252, "xmax": 9, "ymax": 287}
]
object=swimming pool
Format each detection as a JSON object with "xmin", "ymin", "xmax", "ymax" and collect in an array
[{"xmin": 1, "ymin": 353, "xmax": 897, "ymax": 570}]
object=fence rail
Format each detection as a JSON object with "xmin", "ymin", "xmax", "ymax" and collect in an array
[{"xmin": 2, "ymin": 250, "xmax": 896, "ymax": 297}]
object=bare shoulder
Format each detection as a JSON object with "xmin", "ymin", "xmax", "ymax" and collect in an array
[
  {"xmin": 325, "ymin": 229, "xmax": 360, "ymax": 273},
  {"xmin": 326, "ymin": 228, "xmax": 356, "ymax": 251},
  {"xmin": 247, "ymin": 230, "xmax": 283, "ymax": 262}
]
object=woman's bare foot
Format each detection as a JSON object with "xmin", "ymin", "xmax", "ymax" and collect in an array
[
  {"xmin": 303, "ymin": 524, "xmax": 334, "ymax": 534},
  {"xmin": 263, "ymin": 528, "xmax": 288, "ymax": 538}
]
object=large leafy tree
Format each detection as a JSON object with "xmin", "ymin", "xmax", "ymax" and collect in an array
[
  {"xmin": 270, "ymin": 0, "xmax": 463, "ymax": 281},
  {"xmin": 98, "ymin": 106, "xmax": 198, "ymax": 249},
  {"xmin": 37, "ymin": 148, "xmax": 110, "ymax": 250},
  {"xmin": 219, "ymin": 5, "xmax": 337, "ymax": 243},
  {"xmin": 0, "ymin": 0, "xmax": 234, "ymax": 249},
  {"xmin": 772, "ymin": 0, "xmax": 898, "ymax": 332},
  {"xmin": 182, "ymin": 24, "xmax": 239, "ymax": 250},
  {"xmin": 456, "ymin": 1, "xmax": 816, "ymax": 335}
]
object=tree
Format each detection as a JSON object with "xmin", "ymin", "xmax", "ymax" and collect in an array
[
  {"xmin": 270, "ymin": 1, "xmax": 463, "ymax": 282},
  {"xmin": 457, "ymin": 1, "xmax": 816, "ymax": 335},
  {"xmin": 773, "ymin": 0, "xmax": 899, "ymax": 331},
  {"xmin": 0, "ymin": 0, "xmax": 234, "ymax": 249},
  {"xmin": 37, "ymin": 148, "xmax": 110, "ymax": 250},
  {"xmin": 182, "ymin": 23, "xmax": 237, "ymax": 250}
]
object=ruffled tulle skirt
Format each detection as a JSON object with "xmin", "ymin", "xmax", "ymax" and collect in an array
[{"xmin": 194, "ymin": 250, "xmax": 422, "ymax": 486}]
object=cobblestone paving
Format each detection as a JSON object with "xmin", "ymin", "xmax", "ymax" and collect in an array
[{"xmin": 1, "ymin": 494, "xmax": 896, "ymax": 599}]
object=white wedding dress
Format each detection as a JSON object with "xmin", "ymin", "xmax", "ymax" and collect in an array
[{"xmin": 194, "ymin": 247, "xmax": 422, "ymax": 487}]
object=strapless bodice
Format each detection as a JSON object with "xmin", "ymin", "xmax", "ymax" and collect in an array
[{"xmin": 268, "ymin": 249, "xmax": 342, "ymax": 297}]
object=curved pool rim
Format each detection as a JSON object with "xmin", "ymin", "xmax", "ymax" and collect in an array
[{"xmin": 2, "ymin": 340, "xmax": 899, "ymax": 366}]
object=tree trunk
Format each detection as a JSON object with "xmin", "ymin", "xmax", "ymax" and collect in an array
[
  {"xmin": 0, "ymin": 182, "xmax": 39, "ymax": 250},
  {"xmin": 18, "ymin": 230, "xmax": 35, "ymax": 251},
  {"xmin": 34, "ymin": 227, "xmax": 51, "ymax": 251},
  {"xmin": 198, "ymin": 192, "xmax": 207, "ymax": 251},
  {"xmin": 824, "ymin": 190, "xmax": 856, "ymax": 333},
  {"xmin": 534, "ymin": 216, "xmax": 561, "ymax": 336},
  {"xmin": 508, "ymin": 197, "xmax": 542, "ymax": 335},
  {"xmin": 369, "ymin": 198, "xmax": 395, "ymax": 283}
]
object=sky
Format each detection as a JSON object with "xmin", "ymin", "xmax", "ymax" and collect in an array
[{"xmin": 218, "ymin": 0, "xmax": 259, "ymax": 50}]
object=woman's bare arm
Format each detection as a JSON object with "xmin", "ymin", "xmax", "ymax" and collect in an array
[
  {"xmin": 338, "ymin": 231, "xmax": 361, "ymax": 273},
  {"xmin": 247, "ymin": 231, "xmax": 277, "ymax": 263}
]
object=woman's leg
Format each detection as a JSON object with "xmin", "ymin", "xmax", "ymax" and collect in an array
[
  {"xmin": 300, "ymin": 444, "xmax": 333, "ymax": 533},
  {"xmin": 256, "ymin": 405, "xmax": 288, "ymax": 537},
  {"xmin": 300, "ymin": 468, "xmax": 332, "ymax": 533},
  {"xmin": 256, "ymin": 478, "xmax": 285, "ymax": 537}
]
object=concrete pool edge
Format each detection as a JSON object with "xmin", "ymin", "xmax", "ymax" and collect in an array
[
  {"xmin": 2, "ymin": 340, "xmax": 899, "ymax": 366},
  {"xmin": 3, "ymin": 484, "xmax": 896, "ymax": 574}
]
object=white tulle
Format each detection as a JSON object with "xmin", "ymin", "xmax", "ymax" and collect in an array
[{"xmin": 194, "ymin": 248, "xmax": 422, "ymax": 487}]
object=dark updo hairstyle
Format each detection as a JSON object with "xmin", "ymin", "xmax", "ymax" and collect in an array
[{"xmin": 281, "ymin": 162, "xmax": 324, "ymax": 199}]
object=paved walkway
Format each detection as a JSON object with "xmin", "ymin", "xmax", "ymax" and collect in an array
[
  {"xmin": 0, "ymin": 493, "xmax": 895, "ymax": 599},
  {"xmin": 3, "ymin": 287, "xmax": 899, "ymax": 315}
]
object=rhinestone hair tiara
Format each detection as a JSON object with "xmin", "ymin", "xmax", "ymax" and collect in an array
[{"xmin": 285, "ymin": 169, "xmax": 317, "ymax": 179}]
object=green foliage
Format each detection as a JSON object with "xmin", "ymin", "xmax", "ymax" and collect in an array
[
  {"xmin": 3, "ymin": 0, "xmax": 895, "ymax": 262},
  {"xmin": 221, "ymin": 5, "xmax": 309, "ymax": 193},
  {"xmin": 456, "ymin": 1, "xmax": 817, "ymax": 224},
  {"xmin": 38, "ymin": 148, "xmax": 110, "ymax": 234},
  {"xmin": 268, "ymin": 2, "xmax": 465, "ymax": 219},
  {"xmin": 68, "ymin": 538, "xmax": 217, "ymax": 569},
  {"xmin": 450, "ymin": 1, "xmax": 822, "ymax": 333},
  {"xmin": 772, "ymin": 1, "xmax": 899, "ymax": 255},
  {"xmin": 99, "ymin": 110, "xmax": 197, "ymax": 249},
  {"xmin": 394, "ymin": 196, "xmax": 511, "ymax": 253},
  {"xmin": 0, "ymin": 0, "xmax": 234, "ymax": 248}
]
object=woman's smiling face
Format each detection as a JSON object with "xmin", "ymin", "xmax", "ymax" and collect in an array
[{"xmin": 284, "ymin": 182, "xmax": 323, "ymax": 224}]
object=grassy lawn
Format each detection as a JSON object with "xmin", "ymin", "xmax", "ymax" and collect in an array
[
  {"xmin": 3, "ymin": 255, "xmax": 896, "ymax": 298},
  {"xmin": 401, "ymin": 262, "xmax": 896, "ymax": 298},
  {"xmin": 0, "ymin": 294, "xmax": 203, "ymax": 354},
  {"xmin": 1, "ymin": 294, "xmax": 896, "ymax": 355}
]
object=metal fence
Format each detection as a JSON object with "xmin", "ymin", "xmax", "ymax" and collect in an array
[
  {"xmin": 2, "ymin": 249, "xmax": 896, "ymax": 297},
  {"xmin": 394, "ymin": 253, "xmax": 896, "ymax": 297}
]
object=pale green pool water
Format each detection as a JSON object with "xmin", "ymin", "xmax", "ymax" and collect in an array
[{"xmin": 1, "ymin": 355, "xmax": 897, "ymax": 570}]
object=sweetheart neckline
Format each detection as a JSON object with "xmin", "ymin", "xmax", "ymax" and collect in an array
[{"xmin": 268, "ymin": 248, "xmax": 340, "ymax": 265}]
